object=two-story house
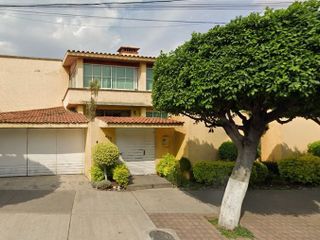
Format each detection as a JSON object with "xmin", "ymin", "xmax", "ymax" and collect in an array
[
  {"xmin": 0, "ymin": 47, "xmax": 188, "ymax": 178},
  {"xmin": 1, "ymin": 46, "xmax": 319, "ymax": 178}
]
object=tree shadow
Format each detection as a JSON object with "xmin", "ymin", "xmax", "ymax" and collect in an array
[
  {"xmin": 187, "ymin": 139, "xmax": 218, "ymax": 162},
  {"xmin": 265, "ymin": 143, "xmax": 302, "ymax": 161},
  {"xmin": 183, "ymin": 187, "xmax": 320, "ymax": 217}
]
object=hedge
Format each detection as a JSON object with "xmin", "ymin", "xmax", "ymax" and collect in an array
[
  {"xmin": 307, "ymin": 141, "xmax": 320, "ymax": 157},
  {"xmin": 278, "ymin": 154, "xmax": 320, "ymax": 185},
  {"xmin": 193, "ymin": 160, "xmax": 268, "ymax": 186}
]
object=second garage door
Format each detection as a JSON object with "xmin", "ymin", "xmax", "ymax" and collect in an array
[
  {"xmin": 0, "ymin": 129, "xmax": 85, "ymax": 177},
  {"xmin": 116, "ymin": 128, "xmax": 156, "ymax": 175}
]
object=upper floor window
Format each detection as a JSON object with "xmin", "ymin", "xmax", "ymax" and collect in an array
[
  {"xmin": 146, "ymin": 111, "xmax": 168, "ymax": 118},
  {"xmin": 84, "ymin": 63, "xmax": 137, "ymax": 90},
  {"xmin": 146, "ymin": 68, "xmax": 153, "ymax": 91}
]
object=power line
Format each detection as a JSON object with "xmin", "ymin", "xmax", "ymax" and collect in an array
[
  {"xmin": 0, "ymin": 0, "xmax": 186, "ymax": 8},
  {"xmin": 3, "ymin": 13, "xmax": 225, "ymax": 28},
  {"xmin": 1, "ymin": 9, "xmax": 224, "ymax": 24},
  {"xmin": 0, "ymin": 1, "xmax": 295, "ymax": 10}
]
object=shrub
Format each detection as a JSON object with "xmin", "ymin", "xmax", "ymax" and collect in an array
[
  {"xmin": 90, "ymin": 164, "xmax": 104, "ymax": 182},
  {"xmin": 179, "ymin": 157, "xmax": 192, "ymax": 172},
  {"xmin": 262, "ymin": 161, "xmax": 282, "ymax": 184},
  {"xmin": 92, "ymin": 142, "xmax": 120, "ymax": 167},
  {"xmin": 156, "ymin": 153, "xmax": 177, "ymax": 177},
  {"xmin": 218, "ymin": 141, "xmax": 238, "ymax": 161},
  {"xmin": 307, "ymin": 140, "xmax": 320, "ymax": 157},
  {"xmin": 96, "ymin": 180, "xmax": 112, "ymax": 190},
  {"xmin": 113, "ymin": 164, "xmax": 130, "ymax": 187},
  {"xmin": 263, "ymin": 161, "xmax": 279, "ymax": 176},
  {"xmin": 193, "ymin": 160, "xmax": 268, "ymax": 186},
  {"xmin": 193, "ymin": 161, "xmax": 234, "ymax": 185},
  {"xmin": 250, "ymin": 161, "xmax": 268, "ymax": 185},
  {"xmin": 278, "ymin": 154, "xmax": 320, "ymax": 184},
  {"xmin": 156, "ymin": 154, "xmax": 188, "ymax": 186}
]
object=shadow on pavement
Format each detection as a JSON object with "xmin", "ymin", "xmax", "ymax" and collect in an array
[
  {"xmin": 0, "ymin": 160, "xmax": 62, "ymax": 209},
  {"xmin": 184, "ymin": 187, "xmax": 320, "ymax": 216}
]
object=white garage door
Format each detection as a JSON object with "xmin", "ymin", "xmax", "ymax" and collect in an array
[
  {"xmin": 28, "ymin": 129, "xmax": 57, "ymax": 175},
  {"xmin": 116, "ymin": 128, "xmax": 156, "ymax": 175},
  {"xmin": 0, "ymin": 129, "xmax": 27, "ymax": 177},
  {"xmin": 0, "ymin": 129, "xmax": 85, "ymax": 177}
]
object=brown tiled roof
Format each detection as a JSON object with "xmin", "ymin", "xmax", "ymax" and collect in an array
[
  {"xmin": 66, "ymin": 50, "xmax": 156, "ymax": 60},
  {"xmin": 0, "ymin": 107, "xmax": 88, "ymax": 124},
  {"xmin": 98, "ymin": 116, "xmax": 183, "ymax": 125}
]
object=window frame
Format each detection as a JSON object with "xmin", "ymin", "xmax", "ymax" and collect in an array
[{"xmin": 83, "ymin": 63, "xmax": 138, "ymax": 90}]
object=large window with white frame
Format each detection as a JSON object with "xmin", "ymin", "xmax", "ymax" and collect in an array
[{"xmin": 83, "ymin": 63, "xmax": 138, "ymax": 90}]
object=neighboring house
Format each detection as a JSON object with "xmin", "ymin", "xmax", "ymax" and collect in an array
[{"xmin": 0, "ymin": 46, "xmax": 319, "ymax": 178}]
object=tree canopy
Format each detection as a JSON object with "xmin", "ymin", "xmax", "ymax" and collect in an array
[
  {"xmin": 153, "ymin": 0, "xmax": 320, "ymax": 132},
  {"xmin": 152, "ymin": 0, "xmax": 320, "ymax": 229}
]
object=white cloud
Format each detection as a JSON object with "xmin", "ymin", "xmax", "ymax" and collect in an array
[
  {"xmin": 0, "ymin": 41, "xmax": 16, "ymax": 55},
  {"xmin": 0, "ymin": 0, "xmax": 292, "ymax": 58}
]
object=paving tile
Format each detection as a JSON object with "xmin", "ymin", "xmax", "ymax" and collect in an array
[{"xmin": 149, "ymin": 213, "xmax": 224, "ymax": 240}]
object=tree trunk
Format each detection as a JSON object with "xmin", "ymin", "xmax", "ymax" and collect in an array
[
  {"xmin": 218, "ymin": 142, "xmax": 258, "ymax": 230},
  {"xmin": 103, "ymin": 165, "xmax": 108, "ymax": 180}
]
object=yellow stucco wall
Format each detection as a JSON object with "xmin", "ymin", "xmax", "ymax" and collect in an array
[
  {"xmin": 261, "ymin": 118, "xmax": 320, "ymax": 161},
  {"xmin": 0, "ymin": 56, "xmax": 69, "ymax": 112},
  {"xmin": 84, "ymin": 120, "xmax": 112, "ymax": 179},
  {"xmin": 155, "ymin": 128, "xmax": 175, "ymax": 163},
  {"xmin": 172, "ymin": 116, "xmax": 230, "ymax": 164}
]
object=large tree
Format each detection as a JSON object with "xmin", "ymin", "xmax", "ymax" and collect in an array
[{"xmin": 152, "ymin": 0, "xmax": 320, "ymax": 230}]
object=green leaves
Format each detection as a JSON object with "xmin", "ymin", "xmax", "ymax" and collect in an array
[{"xmin": 152, "ymin": 0, "xmax": 320, "ymax": 121}]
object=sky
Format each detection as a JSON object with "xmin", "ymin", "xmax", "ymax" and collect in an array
[{"xmin": 0, "ymin": 0, "xmax": 294, "ymax": 59}]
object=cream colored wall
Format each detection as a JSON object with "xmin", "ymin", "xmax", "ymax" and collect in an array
[
  {"xmin": 138, "ymin": 63, "xmax": 147, "ymax": 91},
  {"xmin": 0, "ymin": 56, "xmax": 68, "ymax": 112},
  {"xmin": 261, "ymin": 118, "xmax": 320, "ymax": 161}
]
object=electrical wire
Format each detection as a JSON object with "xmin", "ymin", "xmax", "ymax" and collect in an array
[
  {"xmin": 2, "ymin": 13, "xmax": 224, "ymax": 28},
  {"xmin": 0, "ymin": 9, "xmax": 224, "ymax": 24}
]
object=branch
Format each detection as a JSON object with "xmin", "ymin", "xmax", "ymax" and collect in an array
[
  {"xmin": 266, "ymin": 107, "xmax": 285, "ymax": 123},
  {"xmin": 220, "ymin": 114, "xmax": 244, "ymax": 148},
  {"xmin": 182, "ymin": 112, "xmax": 221, "ymax": 128},
  {"xmin": 311, "ymin": 117, "xmax": 320, "ymax": 125},
  {"xmin": 276, "ymin": 117, "xmax": 294, "ymax": 124},
  {"xmin": 235, "ymin": 110, "xmax": 248, "ymax": 122}
]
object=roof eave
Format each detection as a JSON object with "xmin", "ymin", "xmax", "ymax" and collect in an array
[
  {"xmin": 63, "ymin": 50, "xmax": 156, "ymax": 67},
  {"xmin": 97, "ymin": 118, "xmax": 183, "ymax": 128},
  {"xmin": 0, "ymin": 123, "xmax": 88, "ymax": 128}
]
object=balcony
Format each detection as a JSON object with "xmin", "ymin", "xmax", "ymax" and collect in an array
[{"xmin": 63, "ymin": 88, "xmax": 152, "ymax": 108}]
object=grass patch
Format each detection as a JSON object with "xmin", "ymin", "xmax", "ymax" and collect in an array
[{"xmin": 208, "ymin": 218, "xmax": 254, "ymax": 239}]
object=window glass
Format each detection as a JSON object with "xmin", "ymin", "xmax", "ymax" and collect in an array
[
  {"xmin": 146, "ymin": 68, "xmax": 153, "ymax": 90},
  {"xmin": 102, "ymin": 66, "xmax": 112, "ymax": 88},
  {"xmin": 146, "ymin": 111, "xmax": 168, "ymax": 118},
  {"xmin": 83, "ymin": 64, "xmax": 137, "ymax": 90},
  {"xmin": 115, "ymin": 67, "xmax": 126, "ymax": 89},
  {"xmin": 92, "ymin": 65, "xmax": 101, "ymax": 82},
  {"xmin": 125, "ymin": 68, "xmax": 135, "ymax": 89},
  {"xmin": 83, "ymin": 64, "xmax": 92, "ymax": 87}
]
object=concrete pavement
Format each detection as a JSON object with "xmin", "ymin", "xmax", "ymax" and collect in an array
[
  {"xmin": 1, "ymin": 175, "xmax": 319, "ymax": 240},
  {"xmin": 0, "ymin": 175, "xmax": 213, "ymax": 240}
]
